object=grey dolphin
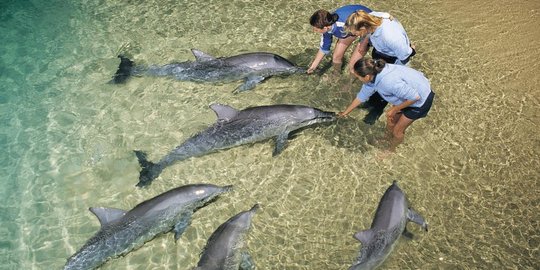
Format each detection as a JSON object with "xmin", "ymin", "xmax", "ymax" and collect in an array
[
  {"xmin": 349, "ymin": 181, "xmax": 428, "ymax": 270},
  {"xmin": 64, "ymin": 184, "xmax": 232, "ymax": 270},
  {"xmin": 110, "ymin": 49, "xmax": 304, "ymax": 92},
  {"xmin": 134, "ymin": 103, "xmax": 336, "ymax": 187},
  {"xmin": 195, "ymin": 204, "xmax": 260, "ymax": 270}
]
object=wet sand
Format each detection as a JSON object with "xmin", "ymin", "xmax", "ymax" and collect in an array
[{"xmin": 2, "ymin": 0, "xmax": 539, "ymax": 269}]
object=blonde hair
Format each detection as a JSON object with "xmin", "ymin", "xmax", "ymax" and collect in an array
[{"xmin": 344, "ymin": 11, "xmax": 383, "ymax": 34}]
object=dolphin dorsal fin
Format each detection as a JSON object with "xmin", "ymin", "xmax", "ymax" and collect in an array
[
  {"xmin": 353, "ymin": 229, "xmax": 374, "ymax": 245},
  {"xmin": 89, "ymin": 207, "xmax": 126, "ymax": 228},
  {"xmin": 191, "ymin": 49, "xmax": 216, "ymax": 62},
  {"xmin": 210, "ymin": 104, "xmax": 239, "ymax": 121}
]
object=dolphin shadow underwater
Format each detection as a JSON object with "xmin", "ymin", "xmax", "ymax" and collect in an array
[
  {"xmin": 349, "ymin": 181, "xmax": 428, "ymax": 270},
  {"xmin": 109, "ymin": 49, "xmax": 305, "ymax": 92},
  {"xmin": 64, "ymin": 184, "xmax": 232, "ymax": 270},
  {"xmin": 134, "ymin": 103, "xmax": 336, "ymax": 187}
]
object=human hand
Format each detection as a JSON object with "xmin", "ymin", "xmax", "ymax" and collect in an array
[
  {"xmin": 307, "ymin": 67, "xmax": 315, "ymax": 74},
  {"xmin": 338, "ymin": 112, "xmax": 348, "ymax": 118},
  {"xmin": 386, "ymin": 107, "xmax": 398, "ymax": 119}
]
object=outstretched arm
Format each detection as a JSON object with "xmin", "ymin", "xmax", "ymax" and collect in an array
[
  {"xmin": 308, "ymin": 50, "xmax": 326, "ymax": 74},
  {"xmin": 338, "ymin": 97, "xmax": 363, "ymax": 117},
  {"xmin": 308, "ymin": 33, "xmax": 333, "ymax": 74}
]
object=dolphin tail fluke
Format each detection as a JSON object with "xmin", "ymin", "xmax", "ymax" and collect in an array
[
  {"xmin": 109, "ymin": 55, "xmax": 135, "ymax": 84},
  {"xmin": 134, "ymin": 150, "xmax": 162, "ymax": 187}
]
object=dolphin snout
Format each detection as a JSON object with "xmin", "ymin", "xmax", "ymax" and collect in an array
[
  {"xmin": 294, "ymin": 67, "xmax": 307, "ymax": 73},
  {"xmin": 220, "ymin": 185, "xmax": 234, "ymax": 193},
  {"xmin": 318, "ymin": 111, "xmax": 337, "ymax": 122}
]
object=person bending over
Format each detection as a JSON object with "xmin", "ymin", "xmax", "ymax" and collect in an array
[
  {"xmin": 307, "ymin": 5, "xmax": 372, "ymax": 75},
  {"xmin": 339, "ymin": 58, "xmax": 434, "ymax": 153},
  {"xmin": 344, "ymin": 10, "xmax": 416, "ymax": 124}
]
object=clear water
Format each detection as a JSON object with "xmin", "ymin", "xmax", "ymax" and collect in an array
[{"xmin": 1, "ymin": 0, "xmax": 539, "ymax": 269}]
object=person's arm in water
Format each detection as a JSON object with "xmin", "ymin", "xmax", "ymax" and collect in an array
[
  {"xmin": 338, "ymin": 97, "xmax": 363, "ymax": 117},
  {"xmin": 308, "ymin": 50, "xmax": 326, "ymax": 74},
  {"xmin": 308, "ymin": 31, "xmax": 333, "ymax": 74}
]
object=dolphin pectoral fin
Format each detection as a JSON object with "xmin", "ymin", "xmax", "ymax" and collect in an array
[
  {"xmin": 239, "ymin": 251, "xmax": 255, "ymax": 270},
  {"xmin": 407, "ymin": 208, "xmax": 429, "ymax": 232},
  {"xmin": 191, "ymin": 49, "xmax": 216, "ymax": 62},
  {"xmin": 353, "ymin": 229, "xmax": 374, "ymax": 245},
  {"xmin": 173, "ymin": 212, "xmax": 193, "ymax": 241},
  {"xmin": 234, "ymin": 75, "xmax": 266, "ymax": 93},
  {"xmin": 273, "ymin": 133, "xmax": 289, "ymax": 156},
  {"xmin": 89, "ymin": 207, "xmax": 126, "ymax": 228}
]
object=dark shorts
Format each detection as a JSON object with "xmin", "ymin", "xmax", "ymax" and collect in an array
[
  {"xmin": 371, "ymin": 47, "xmax": 416, "ymax": 64},
  {"xmin": 402, "ymin": 91, "xmax": 435, "ymax": 120}
]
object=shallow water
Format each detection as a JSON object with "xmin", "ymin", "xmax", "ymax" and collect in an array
[{"xmin": 1, "ymin": 0, "xmax": 539, "ymax": 269}]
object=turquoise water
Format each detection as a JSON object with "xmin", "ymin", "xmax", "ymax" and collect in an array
[{"xmin": 1, "ymin": 0, "xmax": 539, "ymax": 269}]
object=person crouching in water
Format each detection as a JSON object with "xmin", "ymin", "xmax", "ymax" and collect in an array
[
  {"xmin": 344, "ymin": 10, "xmax": 416, "ymax": 124},
  {"xmin": 338, "ymin": 58, "xmax": 434, "ymax": 153},
  {"xmin": 306, "ymin": 5, "xmax": 372, "ymax": 75}
]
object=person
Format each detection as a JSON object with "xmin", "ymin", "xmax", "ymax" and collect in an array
[
  {"xmin": 307, "ymin": 5, "xmax": 372, "ymax": 75},
  {"xmin": 338, "ymin": 58, "xmax": 434, "ymax": 152},
  {"xmin": 344, "ymin": 10, "xmax": 416, "ymax": 124}
]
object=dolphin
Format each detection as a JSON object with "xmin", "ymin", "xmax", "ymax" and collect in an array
[
  {"xmin": 349, "ymin": 181, "xmax": 428, "ymax": 270},
  {"xmin": 134, "ymin": 103, "xmax": 336, "ymax": 187},
  {"xmin": 64, "ymin": 184, "xmax": 232, "ymax": 270},
  {"xmin": 195, "ymin": 204, "xmax": 260, "ymax": 270},
  {"xmin": 110, "ymin": 49, "xmax": 305, "ymax": 92}
]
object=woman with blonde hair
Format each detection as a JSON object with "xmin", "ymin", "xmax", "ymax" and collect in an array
[
  {"xmin": 344, "ymin": 10, "xmax": 416, "ymax": 124},
  {"xmin": 345, "ymin": 10, "xmax": 415, "ymax": 66}
]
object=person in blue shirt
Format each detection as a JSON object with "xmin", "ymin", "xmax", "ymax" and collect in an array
[
  {"xmin": 338, "ymin": 58, "xmax": 434, "ymax": 152},
  {"xmin": 345, "ymin": 10, "xmax": 416, "ymax": 67},
  {"xmin": 307, "ymin": 5, "xmax": 372, "ymax": 75},
  {"xmin": 344, "ymin": 10, "xmax": 416, "ymax": 125}
]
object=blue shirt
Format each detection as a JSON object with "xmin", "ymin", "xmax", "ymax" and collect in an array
[
  {"xmin": 368, "ymin": 14, "xmax": 412, "ymax": 64},
  {"xmin": 357, "ymin": 64, "xmax": 432, "ymax": 107},
  {"xmin": 319, "ymin": 5, "xmax": 372, "ymax": 54}
]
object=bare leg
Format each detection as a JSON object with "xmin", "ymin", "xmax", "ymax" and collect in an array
[
  {"xmin": 332, "ymin": 36, "xmax": 356, "ymax": 73},
  {"xmin": 386, "ymin": 111, "xmax": 402, "ymax": 134},
  {"xmin": 388, "ymin": 114, "xmax": 414, "ymax": 151}
]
